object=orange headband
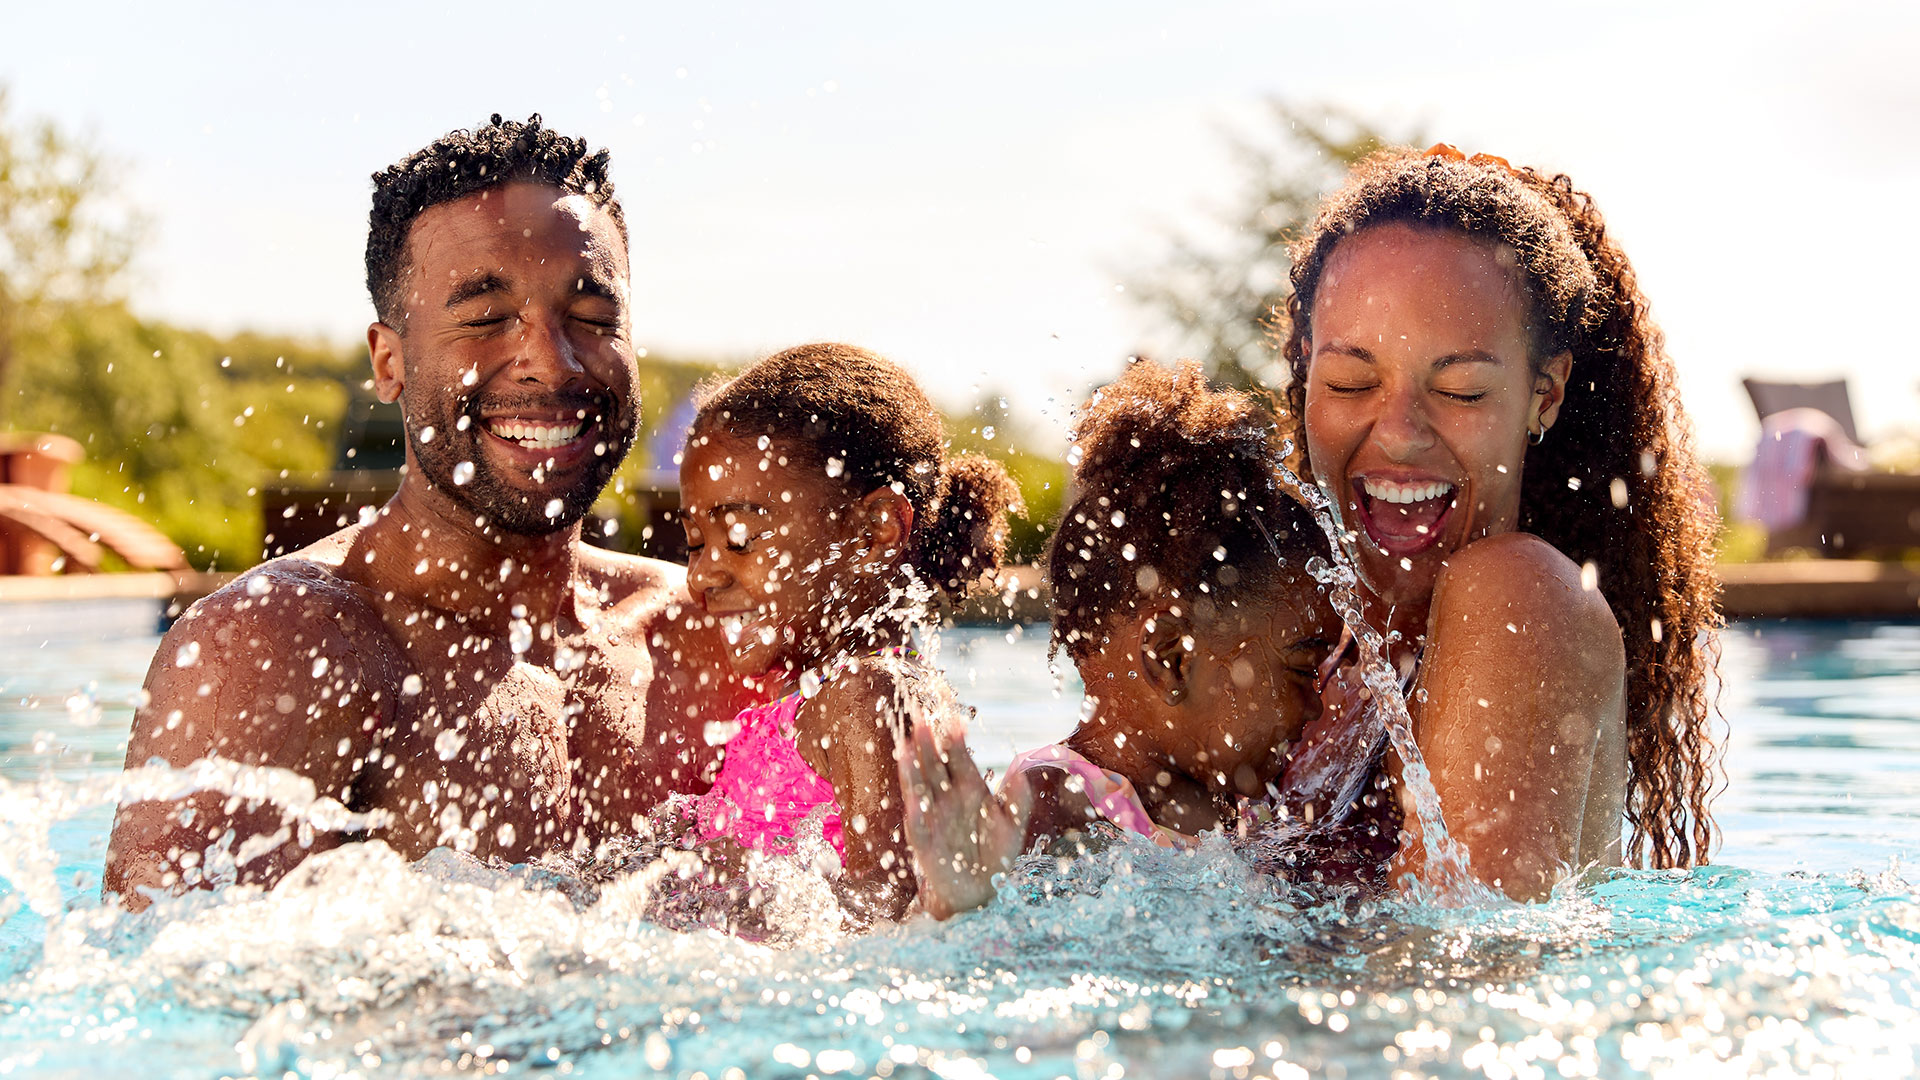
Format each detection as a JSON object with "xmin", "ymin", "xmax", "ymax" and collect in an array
[{"xmin": 1424, "ymin": 142, "xmax": 1518, "ymax": 176}]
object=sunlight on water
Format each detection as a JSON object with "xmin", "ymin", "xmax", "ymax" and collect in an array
[{"xmin": 1, "ymin": 604, "xmax": 1918, "ymax": 1077}]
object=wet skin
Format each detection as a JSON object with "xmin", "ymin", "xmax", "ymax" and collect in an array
[
  {"xmin": 104, "ymin": 183, "xmax": 750, "ymax": 907},
  {"xmin": 679, "ymin": 433, "xmax": 926, "ymax": 921},
  {"xmin": 1299, "ymin": 222, "xmax": 1626, "ymax": 900},
  {"xmin": 901, "ymin": 575, "xmax": 1340, "ymax": 920}
]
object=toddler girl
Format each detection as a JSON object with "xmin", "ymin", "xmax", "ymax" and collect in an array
[
  {"xmin": 678, "ymin": 342, "xmax": 1021, "ymax": 922},
  {"xmin": 898, "ymin": 359, "xmax": 1344, "ymax": 918}
]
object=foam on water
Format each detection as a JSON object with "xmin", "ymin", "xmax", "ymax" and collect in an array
[
  {"xmin": 4, "ymin": 603, "xmax": 1920, "ymax": 1076},
  {"xmin": 2, "ymin": 811, "xmax": 1918, "ymax": 1077}
]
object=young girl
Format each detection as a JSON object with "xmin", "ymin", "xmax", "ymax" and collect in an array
[
  {"xmin": 678, "ymin": 342, "xmax": 1022, "ymax": 923},
  {"xmin": 898, "ymin": 359, "xmax": 1346, "ymax": 919}
]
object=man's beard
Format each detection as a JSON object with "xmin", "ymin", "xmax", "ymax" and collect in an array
[{"xmin": 405, "ymin": 389, "xmax": 638, "ymax": 537}]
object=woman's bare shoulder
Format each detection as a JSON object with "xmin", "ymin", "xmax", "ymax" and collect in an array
[{"xmin": 1432, "ymin": 532, "xmax": 1619, "ymax": 647}]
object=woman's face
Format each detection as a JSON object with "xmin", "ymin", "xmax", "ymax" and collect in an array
[{"xmin": 1302, "ymin": 223, "xmax": 1565, "ymax": 614}]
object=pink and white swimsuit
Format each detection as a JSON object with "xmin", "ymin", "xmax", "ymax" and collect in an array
[{"xmin": 1004, "ymin": 743, "xmax": 1196, "ymax": 849}]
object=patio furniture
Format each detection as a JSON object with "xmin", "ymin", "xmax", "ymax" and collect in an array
[{"xmin": 1742, "ymin": 378, "xmax": 1920, "ymax": 557}]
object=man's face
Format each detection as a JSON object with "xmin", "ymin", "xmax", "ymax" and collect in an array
[{"xmin": 374, "ymin": 181, "xmax": 639, "ymax": 535}]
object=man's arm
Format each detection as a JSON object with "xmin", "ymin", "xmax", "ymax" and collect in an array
[{"xmin": 104, "ymin": 568, "xmax": 397, "ymax": 908}]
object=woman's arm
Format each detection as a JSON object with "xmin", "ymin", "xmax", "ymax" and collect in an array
[{"xmin": 1392, "ymin": 532, "xmax": 1626, "ymax": 900}]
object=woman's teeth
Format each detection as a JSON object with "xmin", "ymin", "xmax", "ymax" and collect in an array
[
  {"xmin": 1361, "ymin": 478, "xmax": 1454, "ymax": 504},
  {"xmin": 488, "ymin": 419, "xmax": 585, "ymax": 450}
]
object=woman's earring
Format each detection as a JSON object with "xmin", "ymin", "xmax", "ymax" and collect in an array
[{"xmin": 1529, "ymin": 425, "xmax": 1547, "ymax": 446}]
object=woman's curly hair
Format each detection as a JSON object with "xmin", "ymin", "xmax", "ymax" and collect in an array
[
  {"xmin": 1280, "ymin": 147, "xmax": 1724, "ymax": 870},
  {"xmin": 1049, "ymin": 358, "xmax": 1327, "ymax": 662},
  {"xmin": 692, "ymin": 343, "xmax": 1023, "ymax": 603}
]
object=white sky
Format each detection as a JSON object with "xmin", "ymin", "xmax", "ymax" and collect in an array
[{"xmin": 3, "ymin": 1, "xmax": 1916, "ymax": 461}]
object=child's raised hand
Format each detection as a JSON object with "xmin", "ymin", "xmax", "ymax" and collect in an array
[{"xmin": 896, "ymin": 721, "xmax": 1033, "ymax": 921}]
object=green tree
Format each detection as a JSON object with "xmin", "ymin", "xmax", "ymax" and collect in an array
[
  {"xmin": 0, "ymin": 87, "xmax": 141, "ymax": 420},
  {"xmin": 1129, "ymin": 101, "xmax": 1418, "ymax": 390},
  {"xmin": 11, "ymin": 302, "xmax": 358, "ymax": 568}
]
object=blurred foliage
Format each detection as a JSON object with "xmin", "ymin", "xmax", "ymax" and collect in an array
[
  {"xmin": 1129, "ymin": 101, "xmax": 1419, "ymax": 391},
  {"xmin": 7, "ymin": 301, "xmax": 360, "ymax": 569},
  {"xmin": 0, "ymin": 88, "xmax": 142, "ymax": 422},
  {"xmin": 1706, "ymin": 463, "xmax": 1767, "ymax": 564},
  {"xmin": 948, "ymin": 390, "xmax": 1065, "ymax": 567}
]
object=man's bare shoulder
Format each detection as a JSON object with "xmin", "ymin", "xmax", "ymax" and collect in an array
[{"xmin": 182, "ymin": 538, "xmax": 391, "ymax": 647}]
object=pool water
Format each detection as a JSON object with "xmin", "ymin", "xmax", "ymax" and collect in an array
[{"xmin": 2, "ymin": 600, "xmax": 1918, "ymax": 1078}]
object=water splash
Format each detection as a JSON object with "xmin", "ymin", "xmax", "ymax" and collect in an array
[{"xmin": 1272, "ymin": 441, "xmax": 1480, "ymax": 897}]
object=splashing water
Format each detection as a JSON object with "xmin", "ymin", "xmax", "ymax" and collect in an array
[
  {"xmin": 1273, "ymin": 441, "xmax": 1481, "ymax": 897},
  {"xmin": 2, "ymin": 614, "xmax": 1919, "ymax": 1076}
]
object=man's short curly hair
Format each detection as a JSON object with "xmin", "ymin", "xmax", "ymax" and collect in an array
[{"xmin": 365, "ymin": 113, "xmax": 627, "ymax": 328}]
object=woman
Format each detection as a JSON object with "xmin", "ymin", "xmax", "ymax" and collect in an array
[{"xmin": 1278, "ymin": 145, "xmax": 1721, "ymax": 899}]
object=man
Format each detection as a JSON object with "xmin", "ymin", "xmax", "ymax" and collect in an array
[{"xmin": 104, "ymin": 116, "xmax": 748, "ymax": 906}]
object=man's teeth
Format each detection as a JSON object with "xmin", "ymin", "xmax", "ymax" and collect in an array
[
  {"xmin": 1361, "ymin": 478, "xmax": 1455, "ymax": 505},
  {"xmin": 487, "ymin": 420, "xmax": 585, "ymax": 449}
]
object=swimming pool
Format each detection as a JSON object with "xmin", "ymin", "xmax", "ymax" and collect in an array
[{"xmin": 2, "ymin": 600, "xmax": 1918, "ymax": 1077}]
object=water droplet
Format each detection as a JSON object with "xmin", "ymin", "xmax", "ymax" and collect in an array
[
  {"xmin": 510, "ymin": 619, "xmax": 534, "ymax": 655},
  {"xmin": 246, "ymin": 575, "xmax": 272, "ymax": 597},
  {"xmin": 402, "ymin": 674, "xmax": 423, "ymax": 696},
  {"xmin": 1580, "ymin": 561, "xmax": 1599, "ymax": 591},
  {"xmin": 1121, "ymin": 543, "xmax": 1137, "ymax": 561},
  {"xmin": 312, "ymin": 657, "xmax": 330, "ymax": 679},
  {"xmin": 174, "ymin": 641, "xmax": 201, "ymax": 667},
  {"xmin": 452, "ymin": 461, "xmax": 475, "ymax": 486},
  {"xmin": 981, "ymin": 425, "xmax": 996, "ymax": 441},
  {"xmin": 1610, "ymin": 478, "xmax": 1629, "ymax": 509},
  {"xmin": 544, "ymin": 498, "xmax": 564, "ymax": 518},
  {"xmin": 434, "ymin": 727, "xmax": 467, "ymax": 761},
  {"xmin": 825, "ymin": 457, "xmax": 845, "ymax": 479},
  {"xmin": 461, "ymin": 367, "xmax": 478, "ymax": 386},
  {"xmin": 707, "ymin": 464, "xmax": 725, "ymax": 481},
  {"xmin": 1111, "ymin": 510, "xmax": 1126, "ymax": 528},
  {"xmin": 414, "ymin": 559, "xmax": 430, "ymax": 575},
  {"xmin": 728, "ymin": 521, "xmax": 749, "ymax": 546},
  {"xmin": 455, "ymin": 415, "xmax": 472, "ymax": 431},
  {"xmin": 419, "ymin": 426, "xmax": 436, "ymax": 444}
]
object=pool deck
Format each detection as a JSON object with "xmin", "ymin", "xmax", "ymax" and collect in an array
[
  {"xmin": 1, "ymin": 560, "xmax": 1917, "ymax": 621},
  {"xmin": 0, "ymin": 569, "xmax": 233, "ymax": 618}
]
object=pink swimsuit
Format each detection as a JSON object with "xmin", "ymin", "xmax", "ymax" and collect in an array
[
  {"xmin": 694, "ymin": 692, "xmax": 846, "ymax": 861},
  {"xmin": 1005, "ymin": 744, "xmax": 1195, "ymax": 849}
]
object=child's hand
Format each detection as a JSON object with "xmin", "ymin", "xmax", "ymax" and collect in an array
[{"xmin": 896, "ymin": 722, "xmax": 1033, "ymax": 921}]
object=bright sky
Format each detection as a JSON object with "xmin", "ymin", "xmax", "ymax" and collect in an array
[{"xmin": 3, "ymin": 1, "xmax": 1915, "ymax": 462}]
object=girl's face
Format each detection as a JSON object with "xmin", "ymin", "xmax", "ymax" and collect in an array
[
  {"xmin": 679, "ymin": 431, "xmax": 875, "ymax": 679},
  {"xmin": 1176, "ymin": 573, "xmax": 1343, "ymax": 798},
  {"xmin": 1302, "ymin": 223, "xmax": 1566, "ymax": 614}
]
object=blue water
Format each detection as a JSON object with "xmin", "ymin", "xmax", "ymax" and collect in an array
[{"xmin": 2, "ymin": 600, "xmax": 1918, "ymax": 1077}]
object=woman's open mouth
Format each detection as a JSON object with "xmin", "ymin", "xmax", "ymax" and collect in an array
[{"xmin": 1353, "ymin": 477, "xmax": 1456, "ymax": 558}]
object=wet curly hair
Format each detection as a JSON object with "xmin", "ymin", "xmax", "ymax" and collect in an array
[
  {"xmin": 1049, "ymin": 358, "xmax": 1328, "ymax": 662},
  {"xmin": 1280, "ymin": 147, "xmax": 1723, "ymax": 870},
  {"xmin": 366, "ymin": 113, "xmax": 626, "ymax": 327},
  {"xmin": 691, "ymin": 343, "xmax": 1023, "ymax": 602}
]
